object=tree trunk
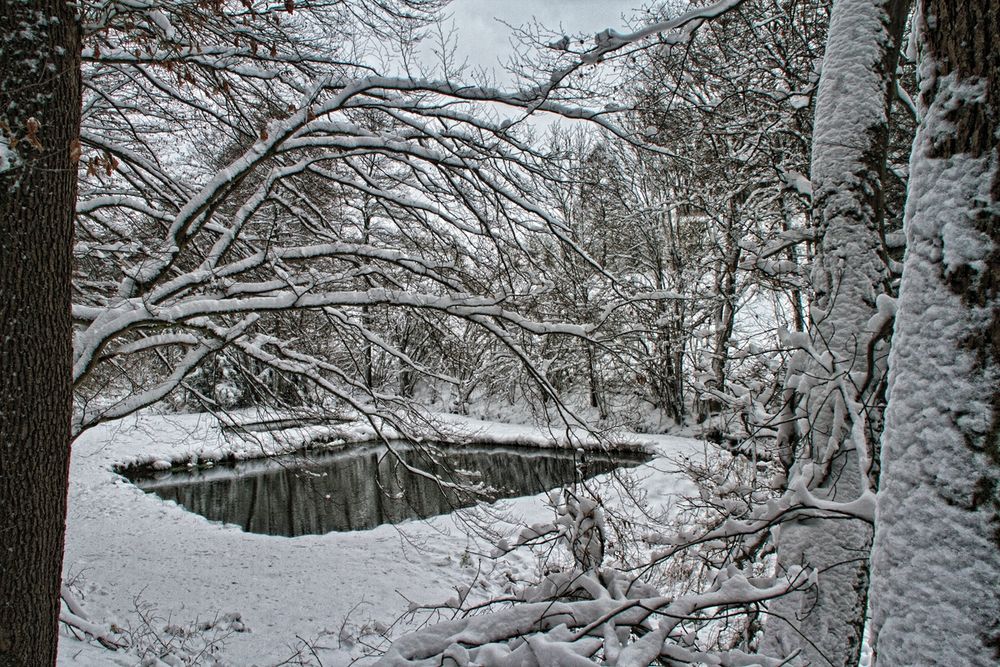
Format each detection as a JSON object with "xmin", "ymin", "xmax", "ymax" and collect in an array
[
  {"xmin": 585, "ymin": 343, "xmax": 606, "ymax": 419},
  {"xmin": 761, "ymin": 0, "xmax": 908, "ymax": 664},
  {"xmin": 709, "ymin": 212, "xmax": 741, "ymax": 396},
  {"xmin": 869, "ymin": 0, "xmax": 1000, "ymax": 663},
  {"xmin": 0, "ymin": 1, "xmax": 80, "ymax": 665}
]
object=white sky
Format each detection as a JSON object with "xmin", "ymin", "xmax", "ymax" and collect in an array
[{"xmin": 441, "ymin": 0, "xmax": 643, "ymax": 78}]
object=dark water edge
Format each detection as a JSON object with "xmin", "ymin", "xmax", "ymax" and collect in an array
[{"xmin": 120, "ymin": 442, "xmax": 651, "ymax": 536}]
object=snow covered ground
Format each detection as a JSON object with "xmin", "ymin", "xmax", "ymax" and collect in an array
[{"xmin": 57, "ymin": 412, "xmax": 705, "ymax": 666}]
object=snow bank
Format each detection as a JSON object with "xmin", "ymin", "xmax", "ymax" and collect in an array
[{"xmin": 59, "ymin": 411, "xmax": 701, "ymax": 665}]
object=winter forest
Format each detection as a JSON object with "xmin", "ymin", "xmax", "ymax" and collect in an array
[{"xmin": 0, "ymin": 0, "xmax": 997, "ymax": 665}]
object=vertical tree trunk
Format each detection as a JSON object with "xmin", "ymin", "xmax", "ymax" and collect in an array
[
  {"xmin": 709, "ymin": 211, "xmax": 741, "ymax": 398},
  {"xmin": 585, "ymin": 343, "xmax": 605, "ymax": 419},
  {"xmin": 761, "ymin": 0, "xmax": 908, "ymax": 664},
  {"xmin": 869, "ymin": 0, "xmax": 1000, "ymax": 664},
  {"xmin": 0, "ymin": 1, "xmax": 80, "ymax": 665}
]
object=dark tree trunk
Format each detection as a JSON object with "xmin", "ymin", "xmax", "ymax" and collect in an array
[
  {"xmin": 0, "ymin": 1, "xmax": 81, "ymax": 665},
  {"xmin": 585, "ymin": 343, "xmax": 606, "ymax": 419}
]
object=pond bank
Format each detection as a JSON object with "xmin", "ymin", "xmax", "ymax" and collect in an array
[{"xmin": 58, "ymin": 411, "xmax": 704, "ymax": 666}]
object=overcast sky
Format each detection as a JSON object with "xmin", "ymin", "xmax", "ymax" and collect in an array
[{"xmin": 442, "ymin": 0, "xmax": 643, "ymax": 76}]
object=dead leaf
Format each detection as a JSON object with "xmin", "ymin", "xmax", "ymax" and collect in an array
[{"xmin": 25, "ymin": 117, "xmax": 43, "ymax": 150}]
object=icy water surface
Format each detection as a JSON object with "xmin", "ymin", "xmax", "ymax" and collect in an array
[{"xmin": 124, "ymin": 443, "xmax": 650, "ymax": 536}]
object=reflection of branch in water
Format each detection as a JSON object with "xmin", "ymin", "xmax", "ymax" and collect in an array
[{"xmin": 123, "ymin": 443, "xmax": 650, "ymax": 537}]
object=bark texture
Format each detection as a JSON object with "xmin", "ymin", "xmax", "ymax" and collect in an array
[
  {"xmin": 761, "ymin": 0, "xmax": 908, "ymax": 664},
  {"xmin": 869, "ymin": 0, "xmax": 1000, "ymax": 663},
  {"xmin": 0, "ymin": 1, "xmax": 81, "ymax": 664}
]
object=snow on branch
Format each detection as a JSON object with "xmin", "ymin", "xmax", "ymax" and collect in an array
[
  {"xmin": 71, "ymin": 0, "xmax": 705, "ymax": 436},
  {"xmin": 379, "ymin": 565, "xmax": 807, "ymax": 666}
]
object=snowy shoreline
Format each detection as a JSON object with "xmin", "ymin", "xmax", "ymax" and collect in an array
[
  {"xmin": 113, "ymin": 410, "xmax": 658, "ymax": 476},
  {"xmin": 58, "ymin": 411, "xmax": 702, "ymax": 666}
]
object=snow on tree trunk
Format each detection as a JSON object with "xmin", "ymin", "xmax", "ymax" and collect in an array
[
  {"xmin": 869, "ymin": 0, "xmax": 1000, "ymax": 664},
  {"xmin": 0, "ymin": 0, "xmax": 81, "ymax": 664},
  {"xmin": 761, "ymin": 0, "xmax": 907, "ymax": 664}
]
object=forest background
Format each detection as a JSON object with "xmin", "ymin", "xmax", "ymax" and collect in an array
[{"xmin": 0, "ymin": 0, "xmax": 997, "ymax": 665}]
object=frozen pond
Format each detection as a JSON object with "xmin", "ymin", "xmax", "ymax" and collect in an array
[{"xmin": 122, "ymin": 443, "xmax": 650, "ymax": 536}]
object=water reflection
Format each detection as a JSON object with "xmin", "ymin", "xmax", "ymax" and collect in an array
[{"xmin": 124, "ymin": 443, "xmax": 649, "ymax": 536}]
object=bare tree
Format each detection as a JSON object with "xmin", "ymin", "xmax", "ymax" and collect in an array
[
  {"xmin": 3, "ymin": 0, "xmax": 630, "ymax": 660},
  {"xmin": 623, "ymin": 0, "xmax": 828, "ymax": 430},
  {"xmin": 68, "ymin": 0, "xmax": 755, "ymax": 438},
  {"xmin": 368, "ymin": 1, "xmax": 958, "ymax": 665}
]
